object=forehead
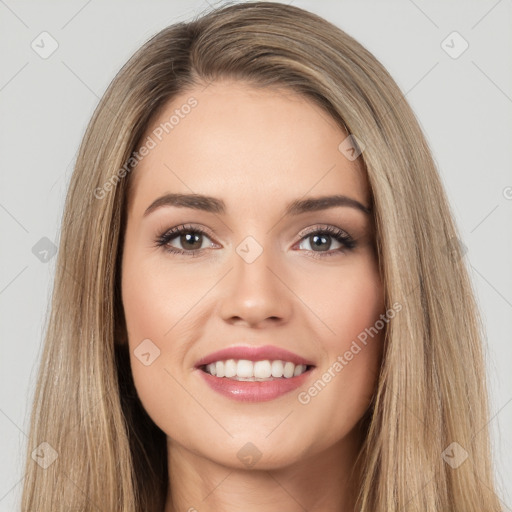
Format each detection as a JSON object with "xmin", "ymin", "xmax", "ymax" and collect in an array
[{"xmin": 127, "ymin": 80, "xmax": 369, "ymax": 216}]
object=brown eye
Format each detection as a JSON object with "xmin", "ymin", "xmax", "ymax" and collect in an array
[
  {"xmin": 155, "ymin": 224, "xmax": 216, "ymax": 256},
  {"xmin": 178, "ymin": 232, "xmax": 204, "ymax": 251},
  {"xmin": 303, "ymin": 233, "xmax": 336, "ymax": 252},
  {"xmin": 296, "ymin": 226, "xmax": 356, "ymax": 257}
]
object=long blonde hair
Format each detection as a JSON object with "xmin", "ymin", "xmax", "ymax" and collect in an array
[{"xmin": 21, "ymin": 2, "xmax": 501, "ymax": 510}]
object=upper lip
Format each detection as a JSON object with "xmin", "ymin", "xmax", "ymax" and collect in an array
[{"xmin": 194, "ymin": 345, "xmax": 316, "ymax": 369}]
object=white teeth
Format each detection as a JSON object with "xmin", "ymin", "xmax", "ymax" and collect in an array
[
  {"xmin": 283, "ymin": 361, "xmax": 295, "ymax": 378},
  {"xmin": 237, "ymin": 359, "xmax": 253, "ymax": 378},
  {"xmin": 254, "ymin": 360, "xmax": 272, "ymax": 379},
  {"xmin": 293, "ymin": 364, "xmax": 304, "ymax": 377},
  {"xmin": 215, "ymin": 361, "xmax": 224, "ymax": 378},
  {"xmin": 224, "ymin": 359, "xmax": 237, "ymax": 378},
  {"xmin": 204, "ymin": 359, "xmax": 309, "ymax": 379},
  {"xmin": 271, "ymin": 360, "xmax": 284, "ymax": 377}
]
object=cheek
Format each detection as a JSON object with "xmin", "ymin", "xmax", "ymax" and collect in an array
[
  {"xmin": 298, "ymin": 252, "xmax": 385, "ymax": 350},
  {"xmin": 298, "ymin": 255, "xmax": 385, "ymax": 430},
  {"xmin": 121, "ymin": 247, "xmax": 199, "ymax": 435},
  {"xmin": 121, "ymin": 248, "xmax": 200, "ymax": 349}
]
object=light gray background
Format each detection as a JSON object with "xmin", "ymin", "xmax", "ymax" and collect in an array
[{"xmin": 1, "ymin": 0, "xmax": 511, "ymax": 510}]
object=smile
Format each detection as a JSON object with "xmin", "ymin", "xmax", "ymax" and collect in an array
[{"xmin": 202, "ymin": 359, "xmax": 311, "ymax": 380}]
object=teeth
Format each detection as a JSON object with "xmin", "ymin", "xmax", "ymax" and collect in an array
[
  {"xmin": 224, "ymin": 359, "xmax": 237, "ymax": 378},
  {"xmin": 204, "ymin": 359, "xmax": 309, "ymax": 379}
]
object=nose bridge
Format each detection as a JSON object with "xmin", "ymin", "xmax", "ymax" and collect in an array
[{"xmin": 218, "ymin": 233, "xmax": 291, "ymax": 325}]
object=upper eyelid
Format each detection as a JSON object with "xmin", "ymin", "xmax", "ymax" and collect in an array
[
  {"xmin": 159, "ymin": 223, "xmax": 354, "ymax": 245},
  {"xmin": 299, "ymin": 224, "xmax": 351, "ymax": 237},
  {"xmin": 161, "ymin": 223, "xmax": 215, "ymax": 239}
]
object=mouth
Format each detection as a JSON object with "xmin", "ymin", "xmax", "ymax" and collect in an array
[
  {"xmin": 193, "ymin": 345, "xmax": 317, "ymax": 401},
  {"xmin": 196, "ymin": 354, "xmax": 317, "ymax": 402},
  {"xmin": 194, "ymin": 344, "xmax": 316, "ymax": 382},
  {"xmin": 198, "ymin": 359, "xmax": 315, "ymax": 381}
]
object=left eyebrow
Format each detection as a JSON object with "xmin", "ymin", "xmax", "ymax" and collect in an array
[
  {"xmin": 285, "ymin": 194, "xmax": 371, "ymax": 215},
  {"xmin": 143, "ymin": 193, "xmax": 371, "ymax": 217}
]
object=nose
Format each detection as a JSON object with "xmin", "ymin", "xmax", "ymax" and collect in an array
[{"xmin": 218, "ymin": 240, "xmax": 293, "ymax": 328}]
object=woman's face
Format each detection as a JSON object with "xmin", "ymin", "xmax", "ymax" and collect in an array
[{"xmin": 121, "ymin": 80, "xmax": 385, "ymax": 470}]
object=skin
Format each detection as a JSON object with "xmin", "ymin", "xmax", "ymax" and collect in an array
[{"xmin": 121, "ymin": 79, "xmax": 385, "ymax": 512}]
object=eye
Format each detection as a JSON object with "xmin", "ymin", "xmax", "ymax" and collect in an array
[
  {"xmin": 154, "ymin": 224, "xmax": 216, "ymax": 256},
  {"xmin": 154, "ymin": 224, "xmax": 356, "ymax": 258},
  {"xmin": 295, "ymin": 225, "xmax": 356, "ymax": 257}
]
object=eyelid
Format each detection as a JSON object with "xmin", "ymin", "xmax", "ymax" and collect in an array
[
  {"xmin": 158, "ymin": 223, "xmax": 353, "ymax": 244},
  {"xmin": 161, "ymin": 223, "xmax": 218, "ymax": 241},
  {"xmin": 297, "ymin": 224, "xmax": 352, "ymax": 239},
  {"xmin": 292, "ymin": 224, "xmax": 356, "ymax": 252},
  {"xmin": 155, "ymin": 222, "xmax": 356, "ymax": 258}
]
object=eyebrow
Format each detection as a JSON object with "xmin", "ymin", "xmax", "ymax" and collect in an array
[{"xmin": 143, "ymin": 193, "xmax": 371, "ymax": 217}]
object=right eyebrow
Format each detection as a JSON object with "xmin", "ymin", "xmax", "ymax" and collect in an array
[{"xmin": 144, "ymin": 193, "xmax": 226, "ymax": 216}]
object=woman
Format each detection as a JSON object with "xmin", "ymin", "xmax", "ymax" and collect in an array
[{"xmin": 21, "ymin": 2, "xmax": 502, "ymax": 511}]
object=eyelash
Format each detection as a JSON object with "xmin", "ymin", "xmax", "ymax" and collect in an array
[{"xmin": 154, "ymin": 223, "xmax": 356, "ymax": 258}]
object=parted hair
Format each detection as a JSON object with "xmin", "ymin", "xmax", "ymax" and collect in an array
[{"xmin": 21, "ymin": 2, "xmax": 501, "ymax": 510}]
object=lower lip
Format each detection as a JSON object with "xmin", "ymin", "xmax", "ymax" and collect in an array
[{"xmin": 196, "ymin": 367, "xmax": 315, "ymax": 402}]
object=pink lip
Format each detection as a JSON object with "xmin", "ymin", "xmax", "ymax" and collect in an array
[
  {"xmin": 197, "ymin": 368, "xmax": 315, "ymax": 402},
  {"xmin": 194, "ymin": 344, "xmax": 316, "ymax": 368}
]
